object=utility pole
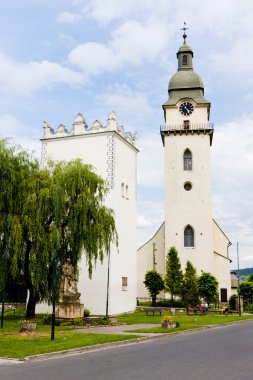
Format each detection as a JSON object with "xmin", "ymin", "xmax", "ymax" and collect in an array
[
  {"xmin": 51, "ymin": 186, "xmax": 59, "ymax": 340},
  {"xmin": 105, "ymin": 252, "xmax": 110, "ymax": 317},
  {"xmin": 1, "ymin": 219, "xmax": 10, "ymax": 329},
  {"xmin": 237, "ymin": 242, "xmax": 242, "ymax": 316}
]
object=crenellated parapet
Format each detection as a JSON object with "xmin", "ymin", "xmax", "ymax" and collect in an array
[{"xmin": 42, "ymin": 111, "xmax": 137, "ymax": 146}]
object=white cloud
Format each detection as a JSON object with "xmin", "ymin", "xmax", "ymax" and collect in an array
[
  {"xmin": 137, "ymin": 132, "xmax": 164, "ymax": 188},
  {"xmin": 137, "ymin": 198, "xmax": 164, "ymax": 246},
  {"xmin": 68, "ymin": 20, "xmax": 169, "ymax": 76},
  {"xmin": 57, "ymin": 11, "xmax": 82, "ymax": 24},
  {"xmin": 137, "ymin": 214, "xmax": 152, "ymax": 228},
  {"xmin": 212, "ymin": 115, "xmax": 253, "ymax": 266},
  {"xmin": 96, "ymin": 84, "xmax": 154, "ymax": 127},
  {"xmin": 0, "ymin": 114, "xmax": 40, "ymax": 156},
  {"xmin": 0, "ymin": 53, "xmax": 83, "ymax": 95}
]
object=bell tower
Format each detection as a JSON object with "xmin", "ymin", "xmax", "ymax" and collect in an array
[{"xmin": 161, "ymin": 26, "xmax": 214, "ymax": 273}]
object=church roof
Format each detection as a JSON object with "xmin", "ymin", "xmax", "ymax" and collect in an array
[
  {"xmin": 164, "ymin": 38, "xmax": 210, "ymax": 107},
  {"xmin": 169, "ymin": 70, "xmax": 204, "ymax": 92}
]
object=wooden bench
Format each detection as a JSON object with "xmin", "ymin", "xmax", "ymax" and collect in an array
[
  {"xmin": 187, "ymin": 307, "xmax": 206, "ymax": 315},
  {"xmin": 144, "ymin": 307, "xmax": 163, "ymax": 316}
]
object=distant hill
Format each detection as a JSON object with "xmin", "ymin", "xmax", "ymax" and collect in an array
[{"xmin": 232, "ymin": 268, "xmax": 253, "ymax": 280}]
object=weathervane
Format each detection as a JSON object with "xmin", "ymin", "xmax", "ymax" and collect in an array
[{"xmin": 181, "ymin": 22, "xmax": 188, "ymax": 44}]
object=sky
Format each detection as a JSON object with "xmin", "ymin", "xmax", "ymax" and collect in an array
[{"xmin": 0, "ymin": 0, "xmax": 253, "ymax": 269}]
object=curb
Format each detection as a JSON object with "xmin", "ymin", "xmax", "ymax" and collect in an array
[{"xmin": 23, "ymin": 319, "xmax": 253, "ymax": 362}]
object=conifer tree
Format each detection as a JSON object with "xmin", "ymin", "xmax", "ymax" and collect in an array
[
  {"xmin": 164, "ymin": 247, "xmax": 183, "ymax": 304},
  {"xmin": 183, "ymin": 261, "xmax": 199, "ymax": 306}
]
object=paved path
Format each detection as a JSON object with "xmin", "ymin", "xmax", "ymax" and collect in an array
[{"xmin": 74, "ymin": 323, "xmax": 162, "ymax": 336}]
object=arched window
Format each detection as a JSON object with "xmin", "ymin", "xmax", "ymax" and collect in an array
[
  {"xmin": 182, "ymin": 54, "xmax": 188, "ymax": 65},
  {"xmin": 184, "ymin": 149, "xmax": 192, "ymax": 170},
  {"xmin": 184, "ymin": 225, "xmax": 194, "ymax": 247}
]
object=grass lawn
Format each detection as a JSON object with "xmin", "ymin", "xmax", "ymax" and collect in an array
[
  {"xmin": 0, "ymin": 332, "xmax": 140, "ymax": 359},
  {"xmin": 117, "ymin": 311, "xmax": 253, "ymax": 333},
  {"xmin": 0, "ymin": 308, "xmax": 140, "ymax": 359},
  {"xmin": 1, "ymin": 308, "xmax": 253, "ymax": 359}
]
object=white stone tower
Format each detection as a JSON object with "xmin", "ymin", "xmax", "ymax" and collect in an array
[
  {"xmin": 137, "ymin": 30, "xmax": 232, "ymax": 303},
  {"xmin": 161, "ymin": 30, "xmax": 214, "ymax": 273},
  {"xmin": 40, "ymin": 112, "xmax": 138, "ymax": 315}
]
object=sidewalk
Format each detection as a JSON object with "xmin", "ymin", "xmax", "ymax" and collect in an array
[{"xmin": 74, "ymin": 323, "xmax": 162, "ymax": 336}]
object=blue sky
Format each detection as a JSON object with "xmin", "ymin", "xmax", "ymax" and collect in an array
[{"xmin": 0, "ymin": 0, "xmax": 253, "ymax": 269}]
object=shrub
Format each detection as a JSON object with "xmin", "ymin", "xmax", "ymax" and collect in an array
[
  {"xmin": 156, "ymin": 299, "xmax": 186, "ymax": 308},
  {"xmin": 42, "ymin": 314, "xmax": 52, "ymax": 325},
  {"xmin": 229, "ymin": 294, "xmax": 236, "ymax": 310},
  {"xmin": 83, "ymin": 308, "xmax": 90, "ymax": 317}
]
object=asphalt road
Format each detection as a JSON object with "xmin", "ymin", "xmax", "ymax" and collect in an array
[{"xmin": 1, "ymin": 321, "xmax": 253, "ymax": 380}]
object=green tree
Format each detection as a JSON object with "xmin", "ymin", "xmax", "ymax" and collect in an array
[
  {"xmin": 197, "ymin": 272, "xmax": 219, "ymax": 305},
  {"xmin": 240, "ymin": 281, "xmax": 253, "ymax": 303},
  {"xmin": 246, "ymin": 274, "xmax": 253, "ymax": 282},
  {"xmin": 143, "ymin": 270, "xmax": 164, "ymax": 306},
  {"xmin": 164, "ymin": 247, "xmax": 183, "ymax": 304},
  {"xmin": 182, "ymin": 261, "xmax": 199, "ymax": 306},
  {"xmin": 0, "ymin": 140, "xmax": 117, "ymax": 317}
]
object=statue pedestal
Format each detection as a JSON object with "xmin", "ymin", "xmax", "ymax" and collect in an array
[{"xmin": 56, "ymin": 302, "xmax": 84, "ymax": 319}]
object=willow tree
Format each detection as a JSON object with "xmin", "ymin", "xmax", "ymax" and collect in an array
[{"xmin": 0, "ymin": 140, "xmax": 117, "ymax": 317}]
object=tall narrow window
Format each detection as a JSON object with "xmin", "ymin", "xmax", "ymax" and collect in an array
[
  {"xmin": 183, "ymin": 120, "xmax": 190, "ymax": 130},
  {"xmin": 125, "ymin": 185, "xmax": 129, "ymax": 199},
  {"xmin": 182, "ymin": 54, "xmax": 188, "ymax": 65},
  {"xmin": 184, "ymin": 149, "xmax": 192, "ymax": 170},
  {"xmin": 184, "ymin": 225, "xmax": 194, "ymax": 247}
]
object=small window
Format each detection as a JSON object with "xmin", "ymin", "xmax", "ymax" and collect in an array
[
  {"xmin": 122, "ymin": 277, "xmax": 128, "ymax": 291},
  {"xmin": 125, "ymin": 185, "xmax": 129, "ymax": 199},
  {"xmin": 184, "ymin": 225, "xmax": 194, "ymax": 247},
  {"xmin": 184, "ymin": 149, "xmax": 192, "ymax": 170},
  {"xmin": 220, "ymin": 288, "xmax": 228, "ymax": 302},
  {"xmin": 182, "ymin": 54, "xmax": 188, "ymax": 65},
  {"xmin": 184, "ymin": 120, "xmax": 190, "ymax": 130},
  {"xmin": 184, "ymin": 182, "xmax": 192, "ymax": 191}
]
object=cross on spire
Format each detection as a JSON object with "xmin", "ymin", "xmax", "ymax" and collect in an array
[{"xmin": 181, "ymin": 22, "xmax": 188, "ymax": 44}]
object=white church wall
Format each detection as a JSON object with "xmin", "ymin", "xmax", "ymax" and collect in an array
[
  {"xmin": 213, "ymin": 220, "xmax": 232, "ymax": 301},
  {"xmin": 137, "ymin": 223, "xmax": 165, "ymax": 299},
  {"xmin": 165, "ymin": 104, "xmax": 209, "ymax": 127},
  {"xmin": 38, "ymin": 114, "xmax": 138, "ymax": 315},
  {"xmin": 164, "ymin": 133, "xmax": 214, "ymax": 274},
  {"xmin": 213, "ymin": 253, "xmax": 231, "ymax": 301}
]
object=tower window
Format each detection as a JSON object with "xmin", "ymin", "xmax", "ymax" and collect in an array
[
  {"xmin": 184, "ymin": 182, "xmax": 192, "ymax": 191},
  {"xmin": 184, "ymin": 120, "xmax": 190, "ymax": 130},
  {"xmin": 182, "ymin": 54, "xmax": 188, "ymax": 65},
  {"xmin": 183, "ymin": 149, "xmax": 192, "ymax": 170},
  {"xmin": 184, "ymin": 225, "xmax": 194, "ymax": 247}
]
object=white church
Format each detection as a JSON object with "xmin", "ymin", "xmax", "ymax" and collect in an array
[
  {"xmin": 137, "ymin": 34, "xmax": 232, "ymax": 303},
  {"xmin": 38, "ymin": 32, "xmax": 232, "ymax": 316}
]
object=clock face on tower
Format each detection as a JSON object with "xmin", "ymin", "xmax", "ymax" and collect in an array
[{"xmin": 179, "ymin": 102, "xmax": 194, "ymax": 116}]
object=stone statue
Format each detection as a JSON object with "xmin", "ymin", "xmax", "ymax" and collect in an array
[{"xmin": 60, "ymin": 259, "xmax": 80, "ymax": 302}]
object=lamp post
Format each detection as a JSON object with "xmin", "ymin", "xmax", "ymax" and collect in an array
[
  {"xmin": 1, "ymin": 219, "xmax": 10, "ymax": 329},
  {"xmin": 51, "ymin": 186, "xmax": 59, "ymax": 341},
  {"xmin": 237, "ymin": 242, "xmax": 242, "ymax": 316},
  {"xmin": 105, "ymin": 252, "xmax": 110, "ymax": 317}
]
